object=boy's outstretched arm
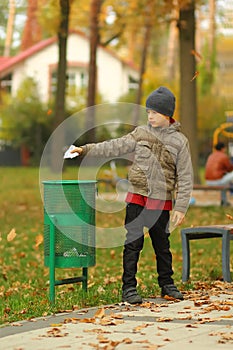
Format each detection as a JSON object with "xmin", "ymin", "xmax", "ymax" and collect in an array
[{"xmin": 70, "ymin": 147, "xmax": 83, "ymax": 155}]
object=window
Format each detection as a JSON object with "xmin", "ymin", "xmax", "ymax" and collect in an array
[
  {"xmin": 0, "ymin": 74, "xmax": 12, "ymax": 94},
  {"xmin": 80, "ymin": 71, "xmax": 87, "ymax": 88},
  {"xmin": 128, "ymin": 75, "xmax": 138, "ymax": 90},
  {"xmin": 50, "ymin": 69, "xmax": 88, "ymax": 97}
]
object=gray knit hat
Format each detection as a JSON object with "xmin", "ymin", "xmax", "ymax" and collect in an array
[{"xmin": 146, "ymin": 86, "xmax": 175, "ymax": 117}]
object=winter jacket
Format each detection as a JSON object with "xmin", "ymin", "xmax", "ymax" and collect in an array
[
  {"xmin": 205, "ymin": 150, "xmax": 233, "ymax": 180},
  {"xmin": 81, "ymin": 122, "xmax": 193, "ymax": 213}
]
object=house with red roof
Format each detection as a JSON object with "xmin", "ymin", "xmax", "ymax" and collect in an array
[{"xmin": 0, "ymin": 30, "xmax": 139, "ymax": 106}]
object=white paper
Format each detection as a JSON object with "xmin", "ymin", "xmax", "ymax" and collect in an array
[{"xmin": 63, "ymin": 145, "xmax": 79, "ymax": 159}]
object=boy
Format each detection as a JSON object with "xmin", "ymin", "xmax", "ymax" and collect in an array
[{"xmin": 71, "ymin": 86, "xmax": 193, "ymax": 303}]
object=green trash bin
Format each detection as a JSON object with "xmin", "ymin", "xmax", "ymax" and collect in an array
[{"xmin": 43, "ymin": 180, "xmax": 96, "ymax": 303}]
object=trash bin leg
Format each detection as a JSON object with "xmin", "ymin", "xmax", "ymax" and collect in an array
[
  {"xmin": 82, "ymin": 267, "xmax": 88, "ymax": 292},
  {"xmin": 49, "ymin": 217, "xmax": 56, "ymax": 303}
]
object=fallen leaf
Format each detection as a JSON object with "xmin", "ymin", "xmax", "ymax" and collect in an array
[
  {"xmin": 97, "ymin": 335, "xmax": 110, "ymax": 343},
  {"xmin": 45, "ymin": 327, "xmax": 68, "ymax": 338},
  {"xmin": 163, "ymin": 295, "xmax": 179, "ymax": 301},
  {"xmin": 177, "ymin": 315, "xmax": 193, "ymax": 320},
  {"xmin": 141, "ymin": 301, "xmax": 154, "ymax": 308},
  {"xmin": 94, "ymin": 308, "xmax": 105, "ymax": 318},
  {"xmin": 110, "ymin": 249, "xmax": 115, "ymax": 258},
  {"xmin": 186, "ymin": 324, "xmax": 198, "ymax": 328},
  {"xmin": 122, "ymin": 338, "xmax": 133, "ymax": 344},
  {"xmin": 83, "ymin": 328, "xmax": 111, "ymax": 334},
  {"xmin": 209, "ymin": 330, "xmax": 233, "ymax": 343},
  {"xmin": 35, "ymin": 234, "xmax": 43, "ymax": 249},
  {"xmin": 157, "ymin": 317, "xmax": 173, "ymax": 322},
  {"xmin": 157, "ymin": 326, "xmax": 168, "ymax": 331},
  {"xmin": 194, "ymin": 300, "xmax": 210, "ymax": 307},
  {"xmin": 226, "ymin": 213, "xmax": 233, "ymax": 220},
  {"xmin": 109, "ymin": 312, "xmax": 123, "ymax": 319},
  {"xmin": 99, "ymin": 316, "xmax": 124, "ymax": 326},
  {"xmin": 19, "ymin": 308, "xmax": 27, "ymax": 314},
  {"xmin": 63, "ymin": 318, "xmax": 79, "ymax": 324},
  {"xmin": 196, "ymin": 317, "xmax": 218, "ymax": 324},
  {"xmin": 78, "ymin": 317, "xmax": 96, "ymax": 323},
  {"xmin": 136, "ymin": 339, "xmax": 150, "ymax": 344},
  {"xmin": 221, "ymin": 301, "xmax": 233, "ymax": 306},
  {"xmin": 7, "ymin": 228, "xmax": 16, "ymax": 241},
  {"xmin": 220, "ymin": 314, "xmax": 233, "ymax": 319},
  {"xmin": 190, "ymin": 71, "xmax": 199, "ymax": 82},
  {"xmin": 191, "ymin": 49, "xmax": 203, "ymax": 60},
  {"xmin": 133, "ymin": 323, "xmax": 152, "ymax": 332}
]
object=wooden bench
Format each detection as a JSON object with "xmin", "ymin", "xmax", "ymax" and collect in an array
[
  {"xmin": 181, "ymin": 225, "xmax": 233, "ymax": 282},
  {"xmin": 193, "ymin": 184, "xmax": 232, "ymax": 206},
  {"xmin": 193, "ymin": 184, "xmax": 231, "ymax": 191}
]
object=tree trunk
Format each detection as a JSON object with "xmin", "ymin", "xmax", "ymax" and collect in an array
[
  {"xmin": 208, "ymin": 0, "xmax": 216, "ymax": 70},
  {"xmin": 85, "ymin": 0, "xmax": 102, "ymax": 143},
  {"xmin": 179, "ymin": 1, "xmax": 199, "ymax": 183},
  {"xmin": 133, "ymin": 21, "xmax": 151, "ymax": 125},
  {"xmin": 51, "ymin": 0, "xmax": 70, "ymax": 172},
  {"xmin": 4, "ymin": 0, "xmax": 15, "ymax": 57},
  {"xmin": 166, "ymin": 7, "xmax": 179, "ymax": 81},
  {"xmin": 21, "ymin": 0, "xmax": 42, "ymax": 51}
]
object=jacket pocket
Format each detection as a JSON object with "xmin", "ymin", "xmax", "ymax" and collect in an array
[
  {"xmin": 135, "ymin": 141, "xmax": 152, "ymax": 158},
  {"xmin": 162, "ymin": 147, "xmax": 177, "ymax": 165}
]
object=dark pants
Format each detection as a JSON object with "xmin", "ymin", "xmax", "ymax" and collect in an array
[{"xmin": 122, "ymin": 203, "xmax": 174, "ymax": 291}]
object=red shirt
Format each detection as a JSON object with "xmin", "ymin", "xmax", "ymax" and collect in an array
[{"xmin": 126, "ymin": 192, "xmax": 172, "ymax": 210}]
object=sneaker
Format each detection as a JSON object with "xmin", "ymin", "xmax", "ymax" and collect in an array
[
  {"xmin": 122, "ymin": 287, "xmax": 142, "ymax": 304},
  {"xmin": 161, "ymin": 284, "xmax": 184, "ymax": 300}
]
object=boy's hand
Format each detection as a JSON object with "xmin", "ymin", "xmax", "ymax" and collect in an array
[
  {"xmin": 70, "ymin": 147, "xmax": 83, "ymax": 155},
  {"xmin": 171, "ymin": 211, "xmax": 185, "ymax": 227}
]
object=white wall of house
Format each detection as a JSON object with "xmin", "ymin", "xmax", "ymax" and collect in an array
[
  {"xmin": 4, "ymin": 32, "xmax": 139, "ymax": 104},
  {"xmin": 97, "ymin": 46, "xmax": 139, "ymax": 102},
  {"xmin": 12, "ymin": 44, "xmax": 58, "ymax": 102}
]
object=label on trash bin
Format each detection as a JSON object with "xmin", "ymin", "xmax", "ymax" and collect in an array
[{"xmin": 63, "ymin": 248, "xmax": 88, "ymax": 257}]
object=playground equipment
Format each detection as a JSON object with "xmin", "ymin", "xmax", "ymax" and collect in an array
[
  {"xmin": 212, "ymin": 111, "xmax": 233, "ymax": 164},
  {"xmin": 213, "ymin": 112, "xmax": 233, "ymax": 157}
]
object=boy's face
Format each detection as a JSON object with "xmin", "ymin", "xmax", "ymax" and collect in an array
[{"xmin": 146, "ymin": 109, "xmax": 170, "ymax": 128}]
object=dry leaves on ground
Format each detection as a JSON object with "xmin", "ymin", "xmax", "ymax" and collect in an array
[{"xmin": 7, "ymin": 228, "xmax": 16, "ymax": 241}]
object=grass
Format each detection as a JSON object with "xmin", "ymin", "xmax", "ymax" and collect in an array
[{"xmin": 0, "ymin": 166, "xmax": 233, "ymax": 325}]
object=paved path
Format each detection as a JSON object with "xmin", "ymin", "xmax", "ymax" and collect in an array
[{"xmin": 1, "ymin": 288, "xmax": 233, "ymax": 350}]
